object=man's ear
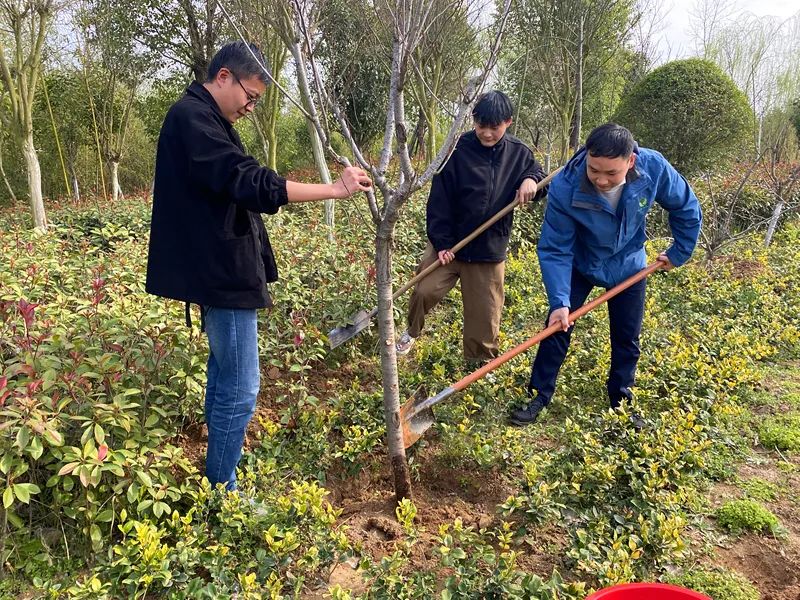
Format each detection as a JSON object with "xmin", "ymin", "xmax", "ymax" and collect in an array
[
  {"xmin": 505, "ymin": 118, "xmax": 513, "ymax": 127},
  {"xmin": 628, "ymin": 153, "xmax": 637, "ymax": 169}
]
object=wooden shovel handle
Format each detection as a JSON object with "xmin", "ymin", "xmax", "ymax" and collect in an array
[
  {"xmin": 453, "ymin": 261, "xmax": 664, "ymax": 392},
  {"xmin": 391, "ymin": 166, "xmax": 564, "ymax": 301}
]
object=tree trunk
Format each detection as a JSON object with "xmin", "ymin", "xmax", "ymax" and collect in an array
[
  {"xmin": 110, "ymin": 161, "xmax": 122, "ymax": 202},
  {"xmin": 375, "ymin": 224, "xmax": 412, "ymax": 502},
  {"xmin": 72, "ymin": 173, "xmax": 80, "ymax": 203},
  {"xmin": 22, "ymin": 132, "xmax": 46, "ymax": 231},
  {"xmin": 764, "ymin": 200, "xmax": 784, "ymax": 247},
  {"xmin": 289, "ymin": 43, "xmax": 335, "ymax": 237},
  {"xmin": 569, "ymin": 14, "xmax": 584, "ymax": 150}
]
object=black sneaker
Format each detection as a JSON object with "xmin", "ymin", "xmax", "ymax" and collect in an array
[
  {"xmin": 611, "ymin": 403, "xmax": 645, "ymax": 432},
  {"xmin": 629, "ymin": 412, "xmax": 646, "ymax": 432},
  {"xmin": 509, "ymin": 397, "xmax": 547, "ymax": 426}
]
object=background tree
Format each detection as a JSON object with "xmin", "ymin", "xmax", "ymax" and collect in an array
[
  {"xmin": 613, "ymin": 58, "xmax": 752, "ymax": 175},
  {"xmin": 0, "ymin": 0, "xmax": 56, "ymax": 230},
  {"xmin": 503, "ymin": 0, "xmax": 638, "ymax": 162},
  {"xmin": 229, "ymin": 0, "xmax": 288, "ymax": 171},
  {"xmin": 81, "ymin": 0, "xmax": 156, "ymax": 202},
  {"xmin": 407, "ymin": 0, "xmax": 480, "ymax": 160},
  {"xmin": 128, "ymin": 0, "xmax": 221, "ymax": 81}
]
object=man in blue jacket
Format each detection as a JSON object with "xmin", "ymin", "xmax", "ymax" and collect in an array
[{"xmin": 510, "ymin": 123, "xmax": 701, "ymax": 426}]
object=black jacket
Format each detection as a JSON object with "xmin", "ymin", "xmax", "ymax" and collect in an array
[
  {"xmin": 426, "ymin": 130, "xmax": 545, "ymax": 262},
  {"xmin": 146, "ymin": 83, "xmax": 289, "ymax": 309}
]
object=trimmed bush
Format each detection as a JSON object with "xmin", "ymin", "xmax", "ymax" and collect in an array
[{"xmin": 613, "ymin": 58, "xmax": 753, "ymax": 174}]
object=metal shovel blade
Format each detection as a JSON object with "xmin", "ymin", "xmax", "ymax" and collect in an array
[
  {"xmin": 400, "ymin": 387, "xmax": 435, "ymax": 448},
  {"xmin": 327, "ymin": 310, "xmax": 373, "ymax": 349}
]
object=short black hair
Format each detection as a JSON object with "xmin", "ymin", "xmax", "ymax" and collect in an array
[
  {"xmin": 585, "ymin": 123, "xmax": 635, "ymax": 158},
  {"xmin": 472, "ymin": 91, "xmax": 514, "ymax": 126},
  {"xmin": 207, "ymin": 41, "xmax": 269, "ymax": 85}
]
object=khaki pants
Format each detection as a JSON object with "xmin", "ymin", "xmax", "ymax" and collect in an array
[{"xmin": 406, "ymin": 242, "xmax": 505, "ymax": 361}]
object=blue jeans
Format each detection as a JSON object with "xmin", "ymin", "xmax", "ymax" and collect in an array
[
  {"xmin": 528, "ymin": 269, "xmax": 647, "ymax": 408},
  {"xmin": 203, "ymin": 307, "xmax": 260, "ymax": 491}
]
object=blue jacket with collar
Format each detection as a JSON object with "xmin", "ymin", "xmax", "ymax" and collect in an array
[{"xmin": 537, "ymin": 146, "xmax": 702, "ymax": 310}]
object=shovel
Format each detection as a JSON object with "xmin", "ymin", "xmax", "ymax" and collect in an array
[
  {"xmin": 399, "ymin": 261, "xmax": 664, "ymax": 448},
  {"xmin": 327, "ymin": 167, "xmax": 564, "ymax": 348}
]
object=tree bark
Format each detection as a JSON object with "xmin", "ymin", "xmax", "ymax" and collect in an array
[
  {"xmin": 22, "ymin": 132, "xmax": 46, "ymax": 231},
  {"xmin": 289, "ymin": 42, "xmax": 335, "ymax": 236},
  {"xmin": 764, "ymin": 200, "xmax": 784, "ymax": 247},
  {"xmin": 569, "ymin": 13, "xmax": 584, "ymax": 150},
  {"xmin": 110, "ymin": 161, "xmax": 123, "ymax": 202},
  {"xmin": 375, "ymin": 223, "xmax": 412, "ymax": 502}
]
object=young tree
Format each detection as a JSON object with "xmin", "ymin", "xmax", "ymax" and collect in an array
[
  {"xmin": 504, "ymin": 0, "xmax": 638, "ymax": 160},
  {"xmin": 250, "ymin": 0, "xmax": 512, "ymax": 501},
  {"xmin": 0, "ymin": 0, "xmax": 56, "ymax": 230},
  {"xmin": 229, "ymin": 0, "xmax": 288, "ymax": 171}
]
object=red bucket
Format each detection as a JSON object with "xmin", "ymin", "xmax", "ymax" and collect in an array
[{"xmin": 585, "ymin": 583, "xmax": 711, "ymax": 600}]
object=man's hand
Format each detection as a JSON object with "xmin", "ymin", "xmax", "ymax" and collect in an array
[
  {"xmin": 332, "ymin": 166, "xmax": 372, "ymax": 198},
  {"xmin": 548, "ymin": 306, "xmax": 572, "ymax": 332},
  {"xmin": 438, "ymin": 249, "xmax": 455, "ymax": 265},
  {"xmin": 657, "ymin": 252, "xmax": 675, "ymax": 271},
  {"xmin": 516, "ymin": 178, "xmax": 538, "ymax": 206}
]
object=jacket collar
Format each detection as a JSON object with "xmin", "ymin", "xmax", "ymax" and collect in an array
[
  {"xmin": 578, "ymin": 161, "xmax": 641, "ymax": 195},
  {"xmin": 186, "ymin": 81, "xmax": 230, "ymax": 126},
  {"xmin": 466, "ymin": 129, "xmax": 507, "ymax": 152}
]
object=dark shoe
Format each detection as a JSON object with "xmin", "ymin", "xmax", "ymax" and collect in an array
[
  {"xmin": 629, "ymin": 412, "xmax": 645, "ymax": 432},
  {"xmin": 612, "ymin": 403, "xmax": 645, "ymax": 432},
  {"xmin": 509, "ymin": 397, "xmax": 547, "ymax": 426}
]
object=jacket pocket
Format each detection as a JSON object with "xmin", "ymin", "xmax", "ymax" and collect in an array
[{"xmin": 206, "ymin": 235, "xmax": 261, "ymax": 292}]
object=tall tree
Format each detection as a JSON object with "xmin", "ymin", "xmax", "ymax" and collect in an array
[
  {"xmin": 0, "ymin": 0, "xmax": 56, "ymax": 230},
  {"xmin": 504, "ymin": 0, "xmax": 637, "ymax": 160},
  {"xmin": 408, "ymin": 0, "xmax": 480, "ymax": 159},
  {"xmin": 229, "ymin": 0, "xmax": 288, "ymax": 171},
  {"xmin": 129, "ymin": 0, "xmax": 221, "ymax": 81},
  {"xmin": 82, "ymin": 0, "xmax": 155, "ymax": 201}
]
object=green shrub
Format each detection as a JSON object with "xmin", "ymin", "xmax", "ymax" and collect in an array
[
  {"xmin": 740, "ymin": 478, "xmax": 780, "ymax": 502},
  {"xmin": 613, "ymin": 58, "xmax": 753, "ymax": 174},
  {"xmin": 759, "ymin": 414, "xmax": 800, "ymax": 451},
  {"xmin": 666, "ymin": 567, "xmax": 760, "ymax": 600},
  {"xmin": 715, "ymin": 499, "xmax": 780, "ymax": 534}
]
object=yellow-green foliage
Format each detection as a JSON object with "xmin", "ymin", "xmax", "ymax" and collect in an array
[
  {"xmin": 759, "ymin": 415, "xmax": 800, "ymax": 451},
  {"xmin": 666, "ymin": 568, "xmax": 760, "ymax": 600},
  {"xmin": 2, "ymin": 198, "xmax": 800, "ymax": 598},
  {"xmin": 716, "ymin": 499, "xmax": 780, "ymax": 534}
]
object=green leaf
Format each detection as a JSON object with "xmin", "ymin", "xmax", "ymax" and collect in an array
[
  {"xmin": 90, "ymin": 524, "xmax": 102, "ymax": 544},
  {"xmin": 94, "ymin": 423, "xmax": 105, "ymax": 445},
  {"xmin": 16, "ymin": 426, "xmax": 30, "ymax": 450},
  {"xmin": 136, "ymin": 471, "xmax": 153, "ymax": 488},
  {"xmin": 2, "ymin": 486, "xmax": 13, "ymax": 509},
  {"xmin": 96, "ymin": 509, "xmax": 114, "ymax": 523},
  {"xmin": 0, "ymin": 453, "xmax": 13, "ymax": 475},
  {"xmin": 58, "ymin": 462, "xmax": 80, "ymax": 476},
  {"xmin": 13, "ymin": 483, "xmax": 40, "ymax": 504},
  {"xmin": 42, "ymin": 427, "xmax": 64, "ymax": 447},
  {"xmin": 29, "ymin": 436, "xmax": 44, "ymax": 460}
]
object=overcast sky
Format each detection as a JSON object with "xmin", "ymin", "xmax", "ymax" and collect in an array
[{"xmin": 657, "ymin": 0, "xmax": 799, "ymax": 60}]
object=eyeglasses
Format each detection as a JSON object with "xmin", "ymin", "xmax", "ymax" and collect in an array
[{"xmin": 233, "ymin": 75, "xmax": 260, "ymax": 108}]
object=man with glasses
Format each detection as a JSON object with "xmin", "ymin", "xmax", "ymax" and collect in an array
[{"xmin": 146, "ymin": 41, "xmax": 371, "ymax": 492}]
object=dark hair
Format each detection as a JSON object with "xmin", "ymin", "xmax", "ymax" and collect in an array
[
  {"xmin": 472, "ymin": 91, "xmax": 514, "ymax": 126},
  {"xmin": 206, "ymin": 41, "xmax": 269, "ymax": 85},
  {"xmin": 584, "ymin": 123, "xmax": 635, "ymax": 158}
]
